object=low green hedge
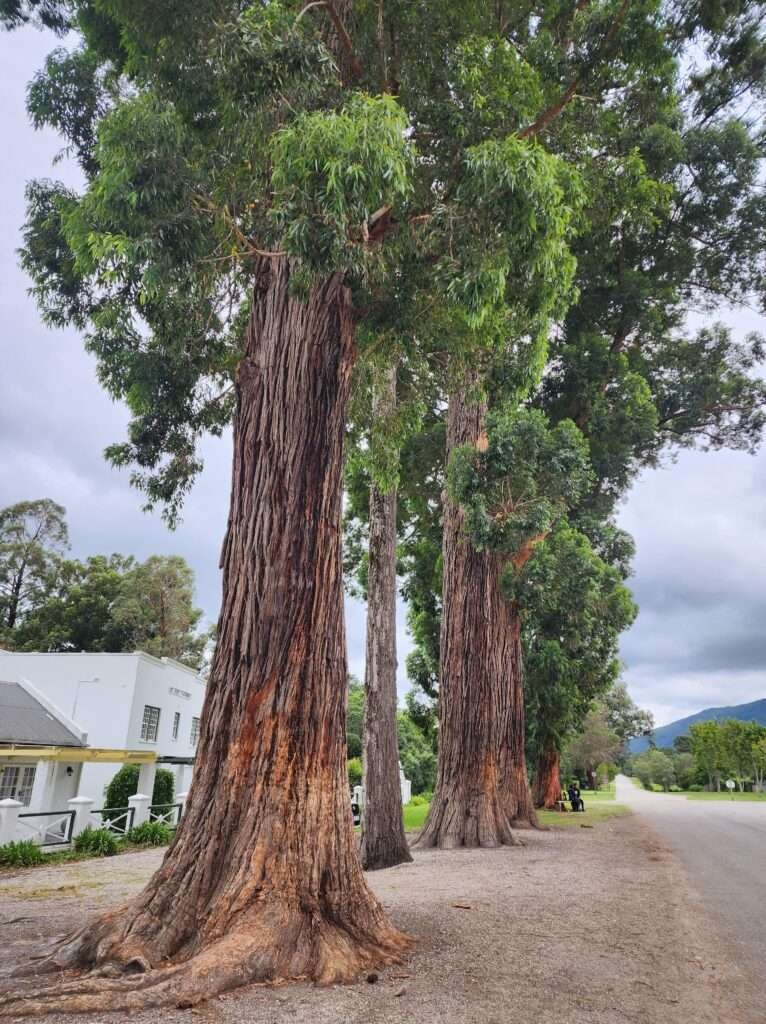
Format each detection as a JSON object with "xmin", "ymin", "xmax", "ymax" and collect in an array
[
  {"xmin": 129, "ymin": 821, "xmax": 171, "ymax": 846},
  {"xmin": 73, "ymin": 827, "xmax": 118, "ymax": 857},
  {"xmin": 0, "ymin": 839, "xmax": 43, "ymax": 867}
]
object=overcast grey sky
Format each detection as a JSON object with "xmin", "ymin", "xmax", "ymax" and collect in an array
[{"xmin": 2, "ymin": 28, "xmax": 764, "ymax": 728}]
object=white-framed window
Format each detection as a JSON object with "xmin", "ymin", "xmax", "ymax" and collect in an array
[
  {"xmin": 172, "ymin": 711, "xmax": 181, "ymax": 741},
  {"xmin": 190, "ymin": 717, "xmax": 200, "ymax": 749},
  {"xmin": 140, "ymin": 705, "xmax": 161, "ymax": 743},
  {"xmin": 0, "ymin": 764, "xmax": 37, "ymax": 806}
]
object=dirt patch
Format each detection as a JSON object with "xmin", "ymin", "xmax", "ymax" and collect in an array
[{"xmin": 0, "ymin": 816, "xmax": 760, "ymax": 1023}]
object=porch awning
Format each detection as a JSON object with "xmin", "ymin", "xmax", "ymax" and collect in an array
[{"xmin": 0, "ymin": 746, "xmax": 156, "ymax": 764}]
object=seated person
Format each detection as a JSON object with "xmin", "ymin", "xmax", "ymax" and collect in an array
[{"xmin": 567, "ymin": 783, "xmax": 585, "ymax": 812}]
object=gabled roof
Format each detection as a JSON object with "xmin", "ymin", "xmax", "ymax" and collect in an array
[{"xmin": 0, "ymin": 680, "xmax": 84, "ymax": 748}]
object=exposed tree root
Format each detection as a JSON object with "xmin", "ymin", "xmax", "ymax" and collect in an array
[{"xmin": 0, "ymin": 895, "xmax": 411, "ymax": 1016}]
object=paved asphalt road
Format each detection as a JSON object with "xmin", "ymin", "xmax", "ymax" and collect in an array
[{"xmin": 616, "ymin": 774, "xmax": 766, "ymax": 987}]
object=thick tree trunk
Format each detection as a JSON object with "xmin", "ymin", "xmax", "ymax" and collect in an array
[
  {"xmin": 415, "ymin": 389, "xmax": 519, "ymax": 849},
  {"xmin": 360, "ymin": 363, "xmax": 412, "ymax": 871},
  {"xmin": 2, "ymin": 259, "xmax": 408, "ymax": 1017},
  {"xmin": 533, "ymin": 739, "xmax": 563, "ymax": 809},
  {"xmin": 498, "ymin": 608, "xmax": 539, "ymax": 829}
]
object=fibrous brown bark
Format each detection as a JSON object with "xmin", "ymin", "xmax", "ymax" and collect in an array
[
  {"xmin": 1, "ymin": 259, "xmax": 408, "ymax": 1016},
  {"xmin": 533, "ymin": 739, "xmax": 563, "ymax": 809},
  {"xmin": 499, "ymin": 610, "xmax": 538, "ymax": 830},
  {"xmin": 415, "ymin": 389, "xmax": 520, "ymax": 849},
  {"xmin": 360, "ymin": 363, "xmax": 412, "ymax": 871}
]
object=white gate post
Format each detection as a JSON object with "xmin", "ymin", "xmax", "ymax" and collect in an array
[
  {"xmin": 67, "ymin": 796, "xmax": 95, "ymax": 838},
  {"xmin": 129, "ymin": 793, "xmax": 151, "ymax": 827},
  {"xmin": 177, "ymin": 791, "xmax": 189, "ymax": 819},
  {"xmin": 0, "ymin": 799, "xmax": 23, "ymax": 846}
]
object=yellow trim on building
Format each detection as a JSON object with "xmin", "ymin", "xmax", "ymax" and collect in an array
[{"xmin": 0, "ymin": 746, "xmax": 156, "ymax": 764}]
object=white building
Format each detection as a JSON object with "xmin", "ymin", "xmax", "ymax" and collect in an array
[{"xmin": 0, "ymin": 652, "xmax": 205, "ymax": 815}]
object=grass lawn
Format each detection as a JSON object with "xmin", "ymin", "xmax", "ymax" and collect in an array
[
  {"xmin": 583, "ymin": 783, "xmax": 616, "ymax": 801},
  {"xmin": 537, "ymin": 802, "xmax": 631, "ymax": 828},
  {"xmin": 683, "ymin": 790, "xmax": 766, "ymax": 801},
  {"xmin": 400, "ymin": 794, "xmax": 630, "ymax": 835},
  {"xmin": 403, "ymin": 801, "xmax": 430, "ymax": 832}
]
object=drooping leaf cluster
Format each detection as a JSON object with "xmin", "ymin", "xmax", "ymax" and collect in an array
[{"xmin": 448, "ymin": 408, "xmax": 593, "ymax": 568}]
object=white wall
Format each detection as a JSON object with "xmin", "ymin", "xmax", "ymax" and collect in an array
[
  {"xmin": 0, "ymin": 651, "xmax": 205, "ymax": 809},
  {"xmin": 0, "ymin": 651, "xmax": 138, "ymax": 748},
  {"xmin": 129, "ymin": 656, "xmax": 204, "ymax": 763}
]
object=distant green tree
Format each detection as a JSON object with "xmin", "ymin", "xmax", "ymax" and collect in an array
[
  {"xmin": 345, "ymin": 676, "xmax": 364, "ymax": 760},
  {"xmin": 751, "ymin": 734, "xmax": 766, "ymax": 792},
  {"xmin": 346, "ymin": 758, "xmax": 362, "ymax": 791},
  {"xmin": 673, "ymin": 735, "xmax": 693, "ymax": 754},
  {"xmin": 566, "ymin": 708, "xmax": 621, "ymax": 789},
  {"xmin": 12, "ymin": 552, "xmax": 209, "ymax": 671},
  {"xmin": 633, "ymin": 749, "xmax": 676, "ymax": 791},
  {"xmin": 110, "ymin": 556, "xmax": 205, "ymax": 668},
  {"xmin": 673, "ymin": 752, "xmax": 696, "ymax": 790},
  {"xmin": 396, "ymin": 711, "xmax": 436, "ymax": 796},
  {"xmin": 720, "ymin": 719, "xmax": 754, "ymax": 791},
  {"xmin": 13, "ymin": 554, "xmax": 134, "ymax": 653},
  {"xmin": 689, "ymin": 721, "xmax": 727, "ymax": 791},
  {"xmin": 603, "ymin": 683, "xmax": 654, "ymax": 756},
  {"xmin": 0, "ymin": 499, "xmax": 68, "ymax": 634}
]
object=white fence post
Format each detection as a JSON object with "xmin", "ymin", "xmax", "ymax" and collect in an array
[
  {"xmin": 177, "ymin": 791, "xmax": 189, "ymax": 819},
  {"xmin": 129, "ymin": 793, "xmax": 150, "ymax": 827},
  {"xmin": 67, "ymin": 796, "xmax": 95, "ymax": 838},
  {"xmin": 0, "ymin": 799, "xmax": 23, "ymax": 846}
]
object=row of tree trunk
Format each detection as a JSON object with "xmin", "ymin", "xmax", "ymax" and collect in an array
[{"xmin": 5, "ymin": 262, "xmax": 536, "ymax": 1014}]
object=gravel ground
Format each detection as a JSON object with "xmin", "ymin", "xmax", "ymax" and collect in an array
[{"xmin": 0, "ymin": 815, "xmax": 760, "ymax": 1024}]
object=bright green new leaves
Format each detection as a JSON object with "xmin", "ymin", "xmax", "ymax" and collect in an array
[
  {"xmin": 441, "ymin": 137, "xmax": 582, "ymax": 332},
  {"xmin": 271, "ymin": 93, "xmax": 415, "ymax": 285},
  {"xmin": 448, "ymin": 37, "xmax": 544, "ymax": 142},
  {"xmin": 448, "ymin": 408, "xmax": 593, "ymax": 564}
]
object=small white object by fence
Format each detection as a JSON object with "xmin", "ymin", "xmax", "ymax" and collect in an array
[
  {"xmin": 128, "ymin": 793, "xmax": 151, "ymax": 827},
  {"xmin": 0, "ymin": 798, "xmax": 23, "ymax": 846},
  {"xmin": 353, "ymin": 764, "xmax": 412, "ymax": 809},
  {"xmin": 68, "ymin": 796, "xmax": 95, "ymax": 838}
]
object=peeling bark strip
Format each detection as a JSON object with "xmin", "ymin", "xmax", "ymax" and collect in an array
[
  {"xmin": 415, "ymin": 390, "xmax": 520, "ymax": 850},
  {"xmin": 361, "ymin": 360, "xmax": 412, "ymax": 871},
  {"xmin": 1, "ymin": 259, "xmax": 409, "ymax": 1016}
]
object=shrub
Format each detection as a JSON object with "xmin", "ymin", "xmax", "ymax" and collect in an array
[
  {"xmin": 347, "ymin": 757, "xmax": 362, "ymax": 789},
  {"xmin": 408, "ymin": 794, "xmax": 428, "ymax": 806},
  {"xmin": 688, "ymin": 784, "xmax": 705, "ymax": 792},
  {"xmin": 669, "ymin": 785, "xmax": 684, "ymax": 792},
  {"xmin": 0, "ymin": 839, "xmax": 44, "ymax": 867},
  {"xmin": 103, "ymin": 765, "xmax": 174, "ymax": 820},
  {"xmin": 73, "ymin": 827, "xmax": 118, "ymax": 857},
  {"xmin": 650, "ymin": 783, "xmax": 664, "ymax": 792},
  {"xmin": 129, "ymin": 821, "xmax": 171, "ymax": 847}
]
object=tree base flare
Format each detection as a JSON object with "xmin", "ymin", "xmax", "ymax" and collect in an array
[
  {"xmin": 1, "ymin": 897, "xmax": 411, "ymax": 1017},
  {"xmin": 413, "ymin": 790, "xmax": 522, "ymax": 850}
]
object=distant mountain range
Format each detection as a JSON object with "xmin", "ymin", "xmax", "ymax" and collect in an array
[{"xmin": 630, "ymin": 697, "xmax": 766, "ymax": 753}]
